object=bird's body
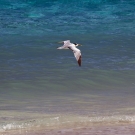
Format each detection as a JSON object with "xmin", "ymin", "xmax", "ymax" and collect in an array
[{"xmin": 57, "ymin": 40, "xmax": 82, "ymax": 66}]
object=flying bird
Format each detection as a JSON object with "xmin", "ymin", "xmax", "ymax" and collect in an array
[{"xmin": 57, "ymin": 40, "xmax": 82, "ymax": 66}]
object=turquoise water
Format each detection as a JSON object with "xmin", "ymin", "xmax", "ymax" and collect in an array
[{"xmin": 0, "ymin": 0, "xmax": 135, "ymax": 134}]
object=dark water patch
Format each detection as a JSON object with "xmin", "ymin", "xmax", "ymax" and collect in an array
[
  {"xmin": 1, "ymin": 69, "xmax": 135, "ymax": 94},
  {"xmin": 0, "ymin": 34, "xmax": 135, "ymax": 82}
]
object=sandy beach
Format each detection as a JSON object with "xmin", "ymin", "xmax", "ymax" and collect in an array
[{"xmin": 1, "ymin": 123, "xmax": 135, "ymax": 135}]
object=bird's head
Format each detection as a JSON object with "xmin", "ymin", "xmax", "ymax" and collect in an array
[{"xmin": 73, "ymin": 43, "xmax": 82, "ymax": 47}]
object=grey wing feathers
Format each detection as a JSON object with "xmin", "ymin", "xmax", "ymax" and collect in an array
[
  {"xmin": 57, "ymin": 40, "xmax": 71, "ymax": 49},
  {"xmin": 64, "ymin": 40, "xmax": 70, "ymax": 44}
]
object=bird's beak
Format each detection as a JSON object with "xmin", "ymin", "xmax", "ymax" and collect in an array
[{"xmin": 58, "ymin": 41, "xmax": 63, "ymax": 44}]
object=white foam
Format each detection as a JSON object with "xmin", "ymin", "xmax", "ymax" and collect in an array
[
  {"xmin": 80, "ymin": 115, "xmax": 135, "ymax": 123},
  {"xmin": 0, "ymin": 122, "xmax": 31, "ymax": 132},
  {"xmin": 0, "ymin": 115, "xmax": 135, "ymax": 132}
]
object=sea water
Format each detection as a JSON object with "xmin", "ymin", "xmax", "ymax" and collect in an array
[{"xmin": 0, "ymin": 0, "xmax": 135, "ymax": 134}]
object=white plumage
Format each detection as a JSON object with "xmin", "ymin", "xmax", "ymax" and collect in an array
[{"xmin": 57, "ymin": 40, "xmax": 82, "ymax": 66}]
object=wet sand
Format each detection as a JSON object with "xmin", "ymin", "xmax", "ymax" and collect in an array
[{"xmin": 1, "ymin": 123, "xmax": 135, "ymax": 135}]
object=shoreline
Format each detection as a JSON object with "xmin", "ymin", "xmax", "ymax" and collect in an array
[{"xmin": 1, "ymin": 122, "xmax": 135, "ymax": 135}]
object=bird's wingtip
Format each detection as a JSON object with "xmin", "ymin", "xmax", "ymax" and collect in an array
[
  {"xmin": 58, "ymin": 41, "xmax": 63, "ymax": 44},
  {"xmin": 78, "ymin": 56, "xmax": 81, "ymax": 66}
]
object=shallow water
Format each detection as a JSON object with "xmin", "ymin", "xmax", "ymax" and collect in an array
[{"xmin": 0, "ymin": 0, "xmax": 135, "ymax": 134}]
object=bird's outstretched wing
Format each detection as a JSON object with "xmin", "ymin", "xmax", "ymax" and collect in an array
[
  {"xmin": 63, "ymin": 40, "xmax": 70, "ymax": 45},
  {"xmin": 73, "ymin": 49, "xmax": 82, "ymax": 66},
  {"xmin": 57, "ymin": 40, "xmax": 71, "ymax": 49}
]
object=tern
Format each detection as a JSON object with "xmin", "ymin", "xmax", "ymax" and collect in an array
[{"xmin": 57, "ymin": 40, "xmax": 82, "ymax": 66}]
